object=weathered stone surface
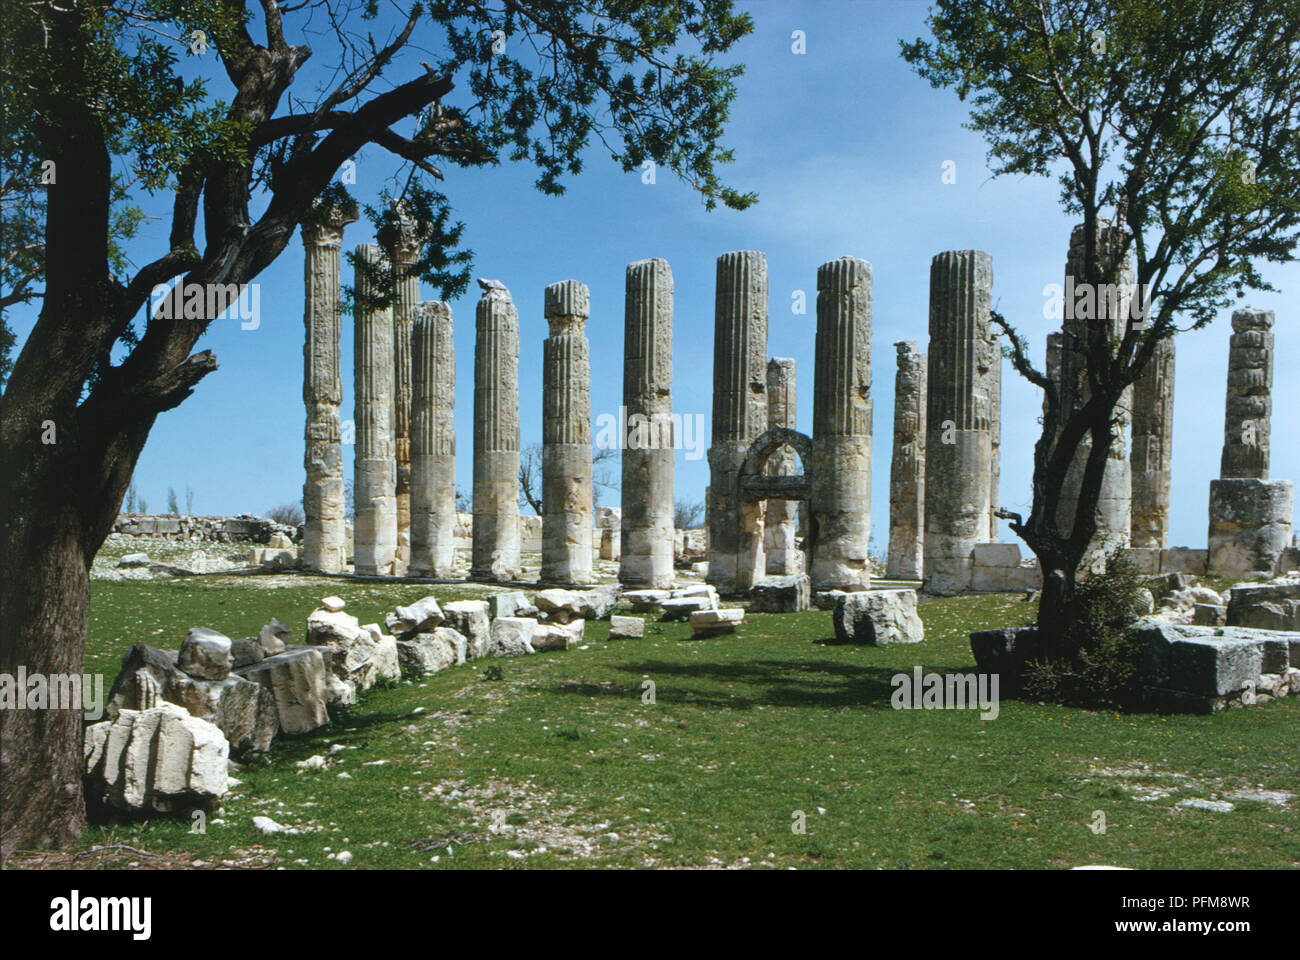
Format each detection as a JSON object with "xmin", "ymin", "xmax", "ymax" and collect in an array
[
  {"xmin": 659, "ymin": 594, "xmax": 718, "ymax": 621},
  {"xmin": 258, "ymin": 618, "xmax": 292, "ymax": 656},
  {"xmin": 386, "ymin": 595, "xmax": 444, "ymax": 636},
  {"xmin": 809, "ymin": 257, "xmax": 872, "ymax": 592},
  {"xmin": 887, "ymin": 341, "xmax": 925, "ymax": 580},
  {"xmin": 924, "ymin": 250, "xmax": 994, "ymax": 595},
  {"xmin": 178, "ymin": 627, "xmax": 233, "ymax": 680},
  {"xmin": 542, "ymin": 280, "xmax": 594, "ymax": 585},
  {"xmin": 236, "ymin": 646, "xmax": 330, "ymax": 735},
  {"xmin": 361, "ymin": 624, "xmax": 402, "ymax": 682},
  {"xmin": 609, "ymin": 615, "xmax": 645, "ymax": 639},
  {"xmin": 707, "ymin": 251, "xmax": 769, "ymax": 593},
  {"xmin": 532, "ymin": 619, "xmax": 584, "ymax": 651},
  {"xmin": 353, "ymin": 243, "xmax": 398, "ymax": 576},
  {"xmin": 85, "ymin": 702, "xmax": 228, "ymax": 816},
  {"xmin": 230, "ymin": 637, "xmax": 265, "ymax": 669},
  {"xmin": 1220, "ymin": 308, "xmax": 1273, "ymax": 480},
  {"xmin": 689, "ymin": 607, "xmax": 744, "ymax": 637},
  {"xmin": 1192, "ymin": 604, "xmax": 1227, "ymax": 626},
  {"xmin": 1131, "ymin": 339, "xmax": 1175, "ymax": 548},
  {"xmin": 106, "ymin": 644, "xmax": 277, "ymax": 753},
  {"xmin": 749, "ymin": 574, "xmax": 811, "ymax": 613},
  {"xmin": 833, "ymin": 590, "xmax": 924, "ymax": 645},
  {"xmin": 386, "ymin": 201, "xmax": 422, "ymax": 565},
  {"xmin": 1160, "ymin": 549, "xmax": 1208, "ymax": 575},
  {"xmin": 306, "ymin": 607, "xmax": 363, "ymax": 646},
  {"xmin": 1168, "ymin": 632, "xmax": 1262, "ymax": 697},
  {"xmin": 620, "ymin": 258, "xmax": 675, "ymax": 589},
  {"xmin": 488, "ymin": 617, "xmax": 537, "ymax": 656},
  {"xmin": 397, "ymin": 627, "xmax": 466, "ymax": 676},
  {"xmin": 1207, "ymin": 478, "xmax": 1293, "ymax": 578},
  {"xmin": 301, "ymin": 201, "xmax": 357, "ymax": 574},
  {"xmin": 409, "ymin": 301, "xmax": 458, "ymax": 577},
  {"xmin": 471, "ymin": 279, "xmax": 522, "ymax": 582},
  {"xmin": 764, "ymin": 358, "xmax": 802, "ymax": 576},
  {"xmin": 442, "ymin": 600, "xmax": 491, "ymax": 659},
  {"xmin": 488, "ymin": 591, "xmax": 536, "ymax": 619}
]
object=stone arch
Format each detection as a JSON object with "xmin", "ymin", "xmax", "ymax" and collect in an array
[{"xmin": 739, "ymin": 426, "xmax": 812, "ymax": 492}]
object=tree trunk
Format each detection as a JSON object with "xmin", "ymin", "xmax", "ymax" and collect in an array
[{"xmin": 0, "ymin": 447, "xmax": 93, "ymax": 861}]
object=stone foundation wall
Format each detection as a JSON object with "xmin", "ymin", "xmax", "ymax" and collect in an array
[
  {"xmin": 112, "ymin": 514, "xmax": 299, "ymax": 544},
  {"xmin": 957, "ymin": 541, "xmax": 1300, "ymax": 592}
]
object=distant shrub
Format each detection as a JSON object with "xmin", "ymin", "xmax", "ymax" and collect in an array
[{"xmin": 266, "ymin": 502, "xmax": 305, "ymax": 526}]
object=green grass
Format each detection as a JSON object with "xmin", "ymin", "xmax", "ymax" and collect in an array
[{"xmin": 74, "ymin": 577, "xmax": 1300, "ymax": 869}]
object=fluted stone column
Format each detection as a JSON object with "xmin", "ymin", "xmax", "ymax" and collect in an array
[
  {"xmin": 409, "ymin": 300, "xmax": 457, "ymax": 577},
  {"xmin": 809, "ymin": 257, "xmax": 872, "ymax": 592},
  {"xmin": 471, "ymin": 279, "xmax": 521, "ymax": 582},
  {"xmin": 923, "ymin": 250, "xmax": 993, "ymax": 595},
  {"xmin": 1130, "ymin": 339, "xmax": 1175, "ymax": 548},
  {"xmin": 707, "ymin": 251, "xmax": 769, "ymax": 593},
  {"xmin": 541, "ymin": 280, "xmax": 594, "ymax": 585},
  {"xmin": 887, "ymin": 341, "xmax": 926, "ymax": 580},
  {"xmin": 1208, "ymin": 308, "xmax": 1292, "ymax": 577},
  {"xmin": 353, "ymin": 243, "xmax": 398, "ymax": 576},
  {"xmin": 301, "ymin": 200, "xmax": 357, "ymax": 573},
  {"xmin": 1220, "ymin": 308, "xmax": 1273, "ymax": 480},
  {"xmin": 764, "ymin": 358, "xmax": 802, "ymax": 576},
  {"xmin": 988, "ymin": 328, "xmax": 1002, "ymax": 535},
  {"xmin": 1056, "ymin": 223, "xmax": 1132, "ymax": 569},
  {"xmin": 619, "ymin": 259, "xmax": 675, "ymax": 589},
  {"xmin": 387, "ymin": 203, "xmax": 421, "ymax": 565}
]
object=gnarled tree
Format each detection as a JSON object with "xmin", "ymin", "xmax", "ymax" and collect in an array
[
  {"xmin": 902, "ymin": 0, "xmax": 1300, "ymax": 655},
  {"xmin": 0, "ymin": 0, "xmax": 755, "ymax": 859}
]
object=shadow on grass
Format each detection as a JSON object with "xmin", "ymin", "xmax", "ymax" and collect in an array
[{"xmin": 545, "ymin": 658, "xmax": 905, "ymax": 710}]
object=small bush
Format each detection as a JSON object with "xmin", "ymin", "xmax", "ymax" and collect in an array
[
  {"xmin": 1023, "ymin": 550, "xmax": 1148, "ymax": 710},
  {"xmin": 266, "ymin": 502, "xmax": 305, "ymax": 526},
  {"xmin": 482, "ymin": 663, "xmax": 504, "ymax": 682}
]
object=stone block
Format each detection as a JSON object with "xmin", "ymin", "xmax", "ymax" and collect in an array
[
  {"xmin": 488, "ymin": 617, "xmax": 537, "ymax": 656},
  {"xmin": 608, "ymin": 615, "xmax": 645, "ymax": 639},
  {"xmin": 748, "ymin": 574, "xmax": 811, "ymax": 613},
  {"xmin": 833, "ymin": 590, "xmax": 924, "ymax": 645}
]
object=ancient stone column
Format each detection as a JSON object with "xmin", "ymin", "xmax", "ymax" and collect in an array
[
  {"xmin": 1130, "ymin": 339, "xmax": 1175, "ymax": 548},
  {"xmin": 1208, "ymin": 308, "xmax": 1292, "ymax": 577},
  {"xmin": 923, "ymin": 250, "xmax": 993, "ymax": 595},
  {"xmin": 386, "ymin": 203, "xmax": 421, "ymax": 565},
  {"xmin": 541, "ymin": 280, "xmax": 594, "ymax": 585},
  {"xmin": 1220, "ymin": 308, "xmax": 1273, "ymax": 480},
  {"xmin": 409, "ymin": 300, "xmax": 457, "ymax": 577},
  {"xmin": 707, "ymin": 251, "xmax": 769, "ymax": 593},
  {"xmin": 471, "ymin": 279, "xmax": 521, "ymax": 582},
  {"xmin": 352, "ymin": 243, "xmax": 398, "ymax": 576},
  {"xmin": 887, "ymin": 341, "xmax": 926, "ymax": 580},
  {"xmin": 301, "ymin": 200, "xmax": 357, "ymax": 574},
  {"xmin": 809, "ymin": 257, "xmax": 872, "ymax": 592},
  {"xmin": 619, "ymin": 258, "xmax": 675, "ymax": 589},
  {"xmin": 988, "ymin": 328, "xmax": 1002, "ymax": 535},
  {"xmin": 1056, "ymin": 222, "xmax": 1132, "ymax": 569},
  {"xmin": 764, "ymin": 357, "xmax": 802, "ymax": 576}
]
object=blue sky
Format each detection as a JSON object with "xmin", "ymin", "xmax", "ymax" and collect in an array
[{"xmin": 10, "ymin": 0, "xmax": 1297, "ymax": 552}]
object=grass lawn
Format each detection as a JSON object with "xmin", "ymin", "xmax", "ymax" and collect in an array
[{"xmin": 56, "ymin": 576, "xmax": 1300, "ymax": 869}]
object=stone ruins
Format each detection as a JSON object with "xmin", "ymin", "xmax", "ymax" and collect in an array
[{"xmin": 291, "ymin": 219, "xmax": 1294, "ymax": 600}]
